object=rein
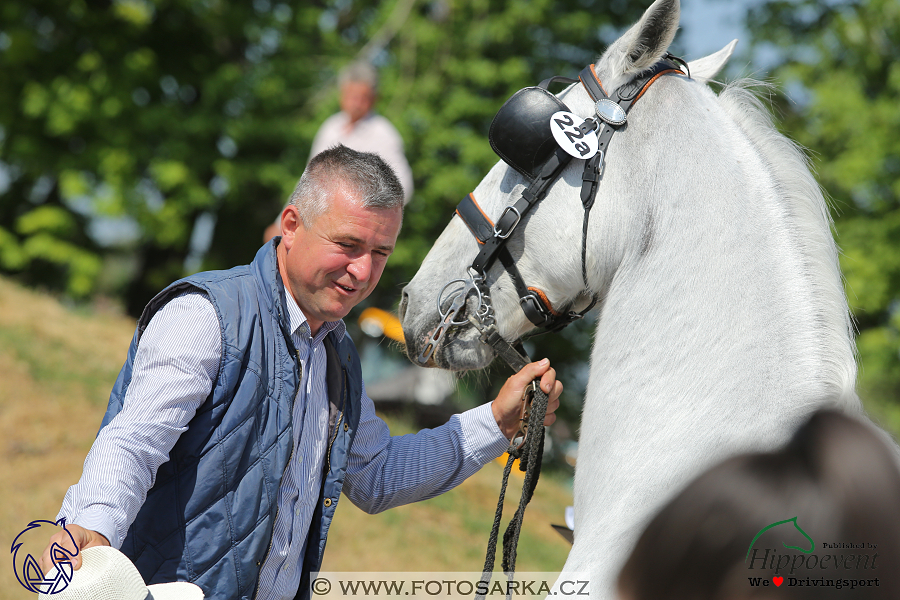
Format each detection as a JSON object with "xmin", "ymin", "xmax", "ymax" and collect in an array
[{"xmin": 417, "ymin": 56, "xmax": 687, "ymax": 598}]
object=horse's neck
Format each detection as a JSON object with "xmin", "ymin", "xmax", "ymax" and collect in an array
[
  {"xmin": 590, "ymin": 180, "xmax": 852, "ymax": 412},
  {"xmin": 566, "ymin": 85, "xmax": 859, "ymax": 584},
  {"xmin": 587, "ymin": 85, "xmax": 856, "ymax": 414}
]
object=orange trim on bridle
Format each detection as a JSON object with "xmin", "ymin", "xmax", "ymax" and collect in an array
[
  {"xmin": 455, "ymin": 193, "xmax": 494, "ymax": 245},
  {"xmin": 632, "ymin": 68, "xmax": 684, "ymax": 104},
  {"xmin": 583, "ymin": 63, "xmax": 684, "ymax": 108},
  {"xmin": 588, "ymin": 64, "xmax": 608, "ymax": 96},
  {"xmin": 526, "ymin": 287, "xmax": 561, "ymax": 316}
]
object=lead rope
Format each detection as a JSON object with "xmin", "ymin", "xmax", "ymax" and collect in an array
[
  {"xmin": 477, "ymin": 391, "xmax": 548, "ymax": 600},
  {"xmin": 473, "ymin": 322, "xmax": 550, "ymax": 600},
  {"xmin": 502, "ymin": 391, "xmax": 547, "ymax": 572}
]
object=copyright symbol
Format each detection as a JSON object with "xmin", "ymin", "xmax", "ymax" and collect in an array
[{"xmin": 312, "ymin": 577, "xmax": 331, "ymax": 595}]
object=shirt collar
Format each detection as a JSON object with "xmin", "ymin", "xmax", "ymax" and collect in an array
[
  {"xmin": 281, "ymin": 280, "xmax": 346, "ymax": 343},
  {"xmin": 339, "ymin": 111, "xmax": 375, "ymax": 128}
]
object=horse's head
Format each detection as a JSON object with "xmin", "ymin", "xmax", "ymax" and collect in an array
[{"xmin": 400, "ymin": 0, "xmax": 734, "ymax": 371}]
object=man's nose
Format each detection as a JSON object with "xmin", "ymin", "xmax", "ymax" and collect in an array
[{"xmin": 347, "ymin": 253, "xmax": 372, "ymax": 282}]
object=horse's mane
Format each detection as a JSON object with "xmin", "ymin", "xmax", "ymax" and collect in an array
[{"xmin": 715, "ymin": 79, "xmax": 858, "ymax": 408}]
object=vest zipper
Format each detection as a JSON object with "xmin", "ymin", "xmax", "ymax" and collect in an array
[{"xmin": 253, "ymin": 353, "xmax": 302, "ymax": 600}]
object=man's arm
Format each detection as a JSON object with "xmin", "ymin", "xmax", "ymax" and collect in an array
[
  {"xmin": 39, "ymin": 292, "xmax": 221, "ymax": 571},
  {"xmin": 343, "ymin": 359, "xmax": 561, "ymax": 514}
]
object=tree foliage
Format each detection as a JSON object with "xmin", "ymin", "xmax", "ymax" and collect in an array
[
  {"xmin": 1, "ymin": 0, "xmax": 337, "ymax": 311},
  {"xmin": 0, "ymin": 0, "xmax": 651, "ymax": 440},
  {"xmin": 8, "ymin": 0, "xmax": 896, "ymax": 435},
  {"xmin": 745, "ymin": 0, "xmax": 900, "ymax": 429},
  {"xmin": 0, "ymin": 0, "xmax": 644, "ymax": 313}
]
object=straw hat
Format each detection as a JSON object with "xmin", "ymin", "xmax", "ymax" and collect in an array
[{"xmin": 39, "ymin": 546, "xmax": 204, "ymax": 600}]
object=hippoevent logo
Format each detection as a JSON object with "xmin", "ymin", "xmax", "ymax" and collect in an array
[
  {"xmin": 10, "ymin": 518, "xmax": 78, "ymax": 594},
  {"xmin": 745, "ymin": 517, "xmax": 881, "ymax": 591}
]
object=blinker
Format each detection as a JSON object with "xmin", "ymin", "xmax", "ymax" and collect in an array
[{"xmin": 489, "ymin": 86, "xmax": 572, "ymax": 181}]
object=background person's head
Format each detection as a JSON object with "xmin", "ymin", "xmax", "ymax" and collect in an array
[
  {"xmin": 338, "ymin": 61, "xmax": 378, "ymax": 124},
  {"xmin": 617, "ymin": 409, "xmax": 900, "ymax": 600}
]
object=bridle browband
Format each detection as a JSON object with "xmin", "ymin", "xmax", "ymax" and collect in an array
[{"xmin": 417, "ymin": 55, "xmax": 687, "ymax": 368}]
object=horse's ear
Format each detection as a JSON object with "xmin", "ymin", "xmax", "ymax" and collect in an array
[
  {"xmin": 688, "ymin": 40, "xmax": 738, "ymax": 84},
  {"xmin": 602, "ymin": 0, "xmax": 680, "ymax": 80}
]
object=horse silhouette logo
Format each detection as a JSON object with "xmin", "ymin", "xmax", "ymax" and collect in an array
[
  {"xmin": 746, "ymin": 516, "xmax": 815, "ymax": 560},
  {"xmin": 10, "ymin": 518, "xmax": 79, "ymax": 594}
]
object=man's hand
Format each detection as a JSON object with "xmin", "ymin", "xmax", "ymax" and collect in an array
[
  {"xmin": 491, "ymin": 358, "xmax": 562, "ymax": 440},
  {"xmin": 39, "ymin": 524, "xmax": 110, "ymax": 573}
]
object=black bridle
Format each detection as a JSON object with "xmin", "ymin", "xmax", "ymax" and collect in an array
[
  {"xmin": 426, "ymin": 56, "xmax": 689, "ymax": 598},
  {"xmin": 467, "ymin": 58, "xmax": 687, "ymax": 329},
  {"xmin": 417, "ymin": 55, "xmax": 687, "ymax": 371}
]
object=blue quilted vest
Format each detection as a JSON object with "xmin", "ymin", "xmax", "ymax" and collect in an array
[{"xmin": 98, "ymin": 241, "xmax": 363, "ymax": 600}]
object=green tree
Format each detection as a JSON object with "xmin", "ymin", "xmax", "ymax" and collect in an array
[
  {"xmin": 1, "ymin": 0, "xmax": 648, "ymax": 442},
  {"xmin": 1, "ymin": 0, "xmax": 645, "ymax": 316},
  {"xmin": 746, "ymin": 0, "xmax": 900, "ymax": 431},
  {"xmin": 1, "ymin": 0, "xmax": 366, "ymax": 313}
]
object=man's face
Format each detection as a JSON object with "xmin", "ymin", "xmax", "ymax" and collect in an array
[
  {"xmin": 339, "ymin": 81, "xmax": 376, "ymax": 123},
  {"xmin": 278, "ymin": 187, "xmax": 402, "ymax": 335}
]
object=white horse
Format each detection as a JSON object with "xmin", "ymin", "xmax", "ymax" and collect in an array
[{"xmin": 399, "ymin": 0, "xmax": 878, "ymax": 596}]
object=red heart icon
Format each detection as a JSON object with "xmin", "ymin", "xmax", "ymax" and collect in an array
[{"xmin": 773, "ymin": 576, "xmax": 784, "ymax": 587}]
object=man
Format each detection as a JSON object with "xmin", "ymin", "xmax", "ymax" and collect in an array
[
  {"xmin": 41, "ymin": 146, "xmax": 562, "ymax": 600},
  {"xmin": 264, "ymin": 62, "xmax": 413, "ymax": 242}
]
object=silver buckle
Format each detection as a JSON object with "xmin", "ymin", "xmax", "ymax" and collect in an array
[
  {"xmin": 520, "ymin": 292, "xmax": 552, "ymax": 326},
  {"xmin": 493, "ymin": 206, "xmax": 522, "ymax": 239}
]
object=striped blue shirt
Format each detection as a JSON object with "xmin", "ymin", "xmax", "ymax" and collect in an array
[{"xmin": 59, "ymin": 287, "xmax": 509, "ymax": 600}]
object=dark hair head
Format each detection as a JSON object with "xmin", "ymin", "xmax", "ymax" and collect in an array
[{"xmin": 288, "ymin": 144, "xmax": 403, "ymax": 226}]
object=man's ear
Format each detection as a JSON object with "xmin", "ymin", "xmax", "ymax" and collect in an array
[{"xmin": 280, "ymin": 205, "xmax": 302, "ymax": 248}]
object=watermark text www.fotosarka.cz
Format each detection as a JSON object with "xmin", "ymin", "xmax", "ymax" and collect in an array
[{"xmin": 309, "ymin": 572, "xmax": 590, "ymax": 598}]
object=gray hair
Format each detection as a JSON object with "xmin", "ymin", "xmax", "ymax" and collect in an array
[
  {"xmin": 288, "ymin": 145, "xmax": 403, "ymax": 225},
  {"xmin": 338, "ymin": 61, "xmax": 378, "ymax": 91}
]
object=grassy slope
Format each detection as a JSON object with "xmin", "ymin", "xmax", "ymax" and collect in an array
[{"xmin": 0, "ymin": 276, "xmax": 572, "ymax": 599}]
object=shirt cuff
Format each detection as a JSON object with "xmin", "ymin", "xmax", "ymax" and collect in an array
[
  {"xmin": 61, "ymin": 508, "xmax": 121, "ymax": 549},
  {"xmin": 458, "ymin": 402, "xmax": 511, "ymax": 464}
]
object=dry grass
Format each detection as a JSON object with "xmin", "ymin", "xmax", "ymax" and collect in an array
[
  {"xmin": 0, "ymin": 277, "xmax": 137, "ymax": 599},
  {"xmin": 0, "ymin": 276, "xmax": 572, "ymax": 599},
  {"xmin": 320, "ymin": 460, "xmax": 573, "ymax": 574}
]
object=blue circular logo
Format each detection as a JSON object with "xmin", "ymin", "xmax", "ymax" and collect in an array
[{"xmin": 11, "ymin": 519, "xmax": 79, "ymax": 594}]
